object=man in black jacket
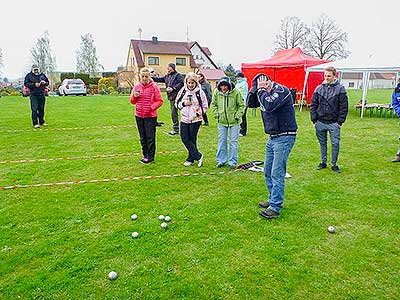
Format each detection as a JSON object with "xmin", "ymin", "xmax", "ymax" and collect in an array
[
  {"xmin": 247, "ymin": 74, "xmax": 297, "ymax": 219},
  {"xmin": 152, "ymin": 63, "xmax": 184, "ymax": 135},
  {"xmin": 310, "ymin": 67, "xmax": 348, "ymax": 173},
  {"xmin": 24, "ymin": 65, "xmax": 49, "ymax": 128}
]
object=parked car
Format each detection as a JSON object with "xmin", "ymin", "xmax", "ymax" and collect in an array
[
  {"xmin": 58, "ymin": 79, "xmax": 87, "ymax": 96},
  {"xmin": 22, "ymin": 86, "xmax": 49, "ymax": 97}
]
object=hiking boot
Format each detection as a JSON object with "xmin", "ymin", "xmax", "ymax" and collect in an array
[
  {"xmin": 197, "ymin": 154, "xmax": 203, "ymax": 167},
  {"xmin": 259, "ymin": 209, "xmax": 280, "ymax": 219},
  {"xmin": 317, "ymin": 162, "xmax": 327, "ymax": 170},
  {"xmin": 168, "ymin": 131, "xmax": 179, "ymax": 136},
  {"xmin": 331, "ymin": 165, "xmax": 341, "ymax": 173},
  {"xmin": 183, "ymin": 160, "xmax": 193, "ymax": 166},
  {"xmin": 258, "ymin": 201, "xmax": 270, "ymax": 209},
  {"xmin": 391, "ymin": 155, "xmax": 400, "ymax": 162}
]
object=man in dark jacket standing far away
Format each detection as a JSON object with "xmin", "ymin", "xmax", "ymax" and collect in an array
[
  {"xmin": 247, "ymin": 74, "xmax": 297, "ymax": 219},
  {"xmin": 310, "ymin": 66, "xmax": 348, "ymax": 174},
  {"xmin": 24, "ymin": 65, "xmax": 49, "ymax": 128},
  {"xmin": 152, "ymin": 63, "xmax": 184, "ymax": 135}
]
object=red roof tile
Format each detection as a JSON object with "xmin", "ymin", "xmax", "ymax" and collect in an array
[{"xmin": 198, "ymin": 69, "xmax": 226, "ymax": 81}]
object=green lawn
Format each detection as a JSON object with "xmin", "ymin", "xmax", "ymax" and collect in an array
[{"xmin": 0, "ymin": 92, "xmax": 399, "ymax": 300}]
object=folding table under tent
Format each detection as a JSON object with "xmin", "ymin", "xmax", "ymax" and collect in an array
[
  {"xmin": 241, "ymin": 48, "xmax": 329, "ymax": 104},
  {"xmin": 306, "ymin": 60, "xmax": 400, "ymax": 117}
]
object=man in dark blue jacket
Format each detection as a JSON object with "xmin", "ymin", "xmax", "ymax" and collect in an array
[
  {"xmin": 391, "ymin": 80, "xmax": 400, "ymax": 162},
  {"xmin": 247, "ymin": 74, "xmax": 297, "ymax": 219},
  {"xmin": 24, "ymin": 65, "xmax": 49, "ymax": 128},
  {"xmin": 310, "ymin": 67, "xmax": 348, "ymax": 173},
  {"xmin": 152, "ymin": 63, "xmax": 184, "ymax": 135}
]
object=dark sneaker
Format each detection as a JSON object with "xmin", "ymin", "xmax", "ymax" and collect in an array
[
  {"xmin": 155, "ymin": 122, "xmax": 163, "ymax": 127},
  {"xmin": 259, "ymin": 209, "xmax": 280, "ymax": 219},
  {"xmin": 216, "ymin": 163, "xmax": 226, "ymax": 168},
  {"xmin": 331, "ymin": 165, "xmax": 341, "ymax": 173},
  {"xmin": 391, "ymin": 155, "xmax": 400, "ymax": 162},
  {"xmin": 317, "ymin": 162, "xmax": 327, "ymax": 170},
  {"xmin": 168, "ymin": 131, "xmax": 179, "ymax": 136},
  {"xmin": 140, "ymin": 158, "xmax": 153, "ymax": 164},
  {"xmin": 203, "ymin": 123, "xmax": 209, "ymax": 126},
  {"xmin": 258, "ymin": 201, "xmax": 270, "ymax": 208}
]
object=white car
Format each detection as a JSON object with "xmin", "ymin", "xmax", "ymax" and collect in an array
[{"xmin": 58, "ymin": 79, "xmax": 87, "ymax": 96}]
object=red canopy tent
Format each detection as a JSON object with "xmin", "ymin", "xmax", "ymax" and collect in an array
[{"xmin": 241, "ymin": 48, "xmax": 329, "ymax": 103}]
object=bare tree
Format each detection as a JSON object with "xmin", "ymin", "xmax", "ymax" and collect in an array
[
  {"xmin": 0, "ymin": 48, "xmax": 3, "ymax": 77},
  {"xmin": 304, "ymin": 14, "xmax": 350, "ymax": 60},
  {"xmin": 274, "ymin": 16, "xmax": 309, "ymax": 51},
  {"xmin": 31, "ymin": 31, "xmax": 57, "ymax": 74},
  {"xmin": 76, "ymin": 33, "xmax": 104, "ymax": 74},
  {"xmin": 117, "ymin": 70, "xmax": 138, "ymax": 90}
]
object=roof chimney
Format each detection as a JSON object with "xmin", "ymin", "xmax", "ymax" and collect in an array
[{"xmin": 152, "ymin": 36, "xmax": 158, "ymax": 43}]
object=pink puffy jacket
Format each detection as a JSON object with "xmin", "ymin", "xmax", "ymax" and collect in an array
[{"xmin": 130, "ymin": 79, "xmax": 163, "ymax": 118}]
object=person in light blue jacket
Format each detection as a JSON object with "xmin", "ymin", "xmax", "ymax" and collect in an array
[
  {"xmin": 235, "ymin": 71, "xmax": 249, "ymax": 136},
  {"xmin": 391, "ymin": 80, "xmax": 400, "ymax": 162}
]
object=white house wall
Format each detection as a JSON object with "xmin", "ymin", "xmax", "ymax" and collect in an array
[{"xmin": 190, "ymin": 44, "xmax": 216, "ymax": 69}]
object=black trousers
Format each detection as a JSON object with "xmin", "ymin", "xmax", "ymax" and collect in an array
[
  {"xmin": 240, "ymin": 107, "xmax": 248, "ymax": 135},
  {"xmin": 169, "ymin": 100, "xmax": 179, "ymax": 133},
  {"xmin": 180, "ymin": 121, "xmax": 202, "ymax": 162},
  {"xmin": 135, "ymin": 116, "xmax": 157, "ymax": 160},
  {"xmin": 30, "ymin": 95, "xmax": 46, "ymax": 126}
]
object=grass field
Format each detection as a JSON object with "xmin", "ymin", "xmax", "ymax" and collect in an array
[{"xmin": 0, "ymin": 90, "xmax": 399, "ymax": 300}]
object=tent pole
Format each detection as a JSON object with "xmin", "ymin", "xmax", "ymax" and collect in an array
[
  {"xmin": 360, "ymin": 71, "xmax": 370, "ymax": 118},
  {"xmin": 301, "ymin": 70, "xmax": 309, "ymax": 111}
]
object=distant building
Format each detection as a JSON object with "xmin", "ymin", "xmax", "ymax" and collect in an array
[
  {"xmin": 123, "ymin": 37, "xmax": 221, "ymax": 87},
  {"xmin": 341, "ymin": 72, "xmax": 397, "ymax": 89}
]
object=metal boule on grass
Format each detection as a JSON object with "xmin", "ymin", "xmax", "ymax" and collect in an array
[
  {"xmin": 164, "ymin": 216, "xmax": 171, "ymax": 222},
  {"xmin": 158, "ymin": 215, "xmax": 165, "ymax": 220},
  {"xmin": 131, "ymin": 214, "xmax": 138, "ymax": 220},
  {"xmin": 160, "ymin": 222, "xmax": 168, "ymax": 229},
  {"xmin": 327, "ymin": 226, "xmax": 336, "ymax": 233},
  {"xmin": 131, "ymin": 231, "xmax": 139, "ymax": 238},
  {"xmin": 108, "ymin": 271, "xmax": 118, "ymax": 280}
]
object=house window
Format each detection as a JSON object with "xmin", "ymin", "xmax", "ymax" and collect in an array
[
  {"xmin": 348, "ymin": 82, "xmax": 355, "ymax": 88},
  {"xmin": 148, "ymin": 57, "xmax": 159, "ymax": 65},
  {"xmin": 176, "ymin": 57, "xmax": 186, "ymax": 66}
]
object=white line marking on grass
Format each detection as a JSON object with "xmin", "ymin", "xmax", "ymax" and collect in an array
[
  {"xmin": 0, "ymin": 171, "xmax": 229, "ymax": 190},
  {"xmin": 0, "ymin": 150, "xmax": 182, "ymax": 164},
  {"xmin": 0, "ymin": 124, "xmax": 136, "ymax": 133}
]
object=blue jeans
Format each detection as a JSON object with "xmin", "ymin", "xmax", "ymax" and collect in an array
[
  {"xmin": 315, "ymin": 121, "xmax": 341, "ymax": 166},
  {"xmin": 216, "ymin": 124, "xmax": 239, "ymax": 166},
  {"xmin": 264, "ymin": 135, "xmax": 296, "ymax": 213}
]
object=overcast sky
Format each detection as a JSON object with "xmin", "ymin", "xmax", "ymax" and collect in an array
[{"xmin": 1, "ymin": 0, "xmax": 399, "ymax": 79}]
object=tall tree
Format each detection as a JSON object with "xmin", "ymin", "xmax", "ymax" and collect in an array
[
  {"xmin": 303, "ymin": 14, "xmax": 350, "ymax": 60},
  {"xmin": 76, "ymin": 33, "xmax": 103, "ymax": 74},
  {"xmin": 224, "ymin": 64, "xmax": 236, "ymax": 83},
  {"xmin": 31, "ymin": 31, "xmax": 57, "ymax": 74},
  {"xmin": 274, "ymin": 16, "xmax": 309, "ymax": 51}
]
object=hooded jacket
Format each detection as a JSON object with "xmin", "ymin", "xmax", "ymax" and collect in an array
[
  {"xmin": 310, "ymin": 79, "xmax": 348, "ymax": 125},
  {"xmin": 175, "ymin": 85, "xmax": 208, "ymax": 124},
  {"xmin": 392, "ymin": 83, "xmax": 400, "ymax": 116},
  {"xmin": 153, "ymin": 70, "xmax": 184, "ymax": 100},
  {"xmin": 236, "ymin": 77, "xmax": 248, "ymax": 103},
  {"xmin": 247, "ymin": 74, "xmax": 297, "ymax": 135},
  {"xmin": 211, "ymin": 77, "xmax": 245, "ymax": 126},
  {"xmin": 130, "ymin": 79, "xmax": 163, "ymax": 118},
  {"xmin": 24, "ymin": 72, "xmax": 49, "ymax": 96}
]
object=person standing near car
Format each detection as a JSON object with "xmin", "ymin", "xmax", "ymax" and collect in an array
[
  {"xmin": 24, "ymin": 65, "xmax": 49, "ymax": 128},
  {"xmin": 310, "ymin": 66, "xmax": 348, "ymax": 173},
  {"xmin": 152, "ymin": 63, "xmax": 184, "ymax": 135}
]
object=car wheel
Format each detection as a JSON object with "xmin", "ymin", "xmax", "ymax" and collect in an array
[{"xmin": 83, "ymin": 93, "xmax": 87, "ymax": 96}]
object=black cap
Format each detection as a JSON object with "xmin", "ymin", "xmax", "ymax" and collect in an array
[{"xmin": 236, "ymin": 71, "xmax": 244, "ymax": 78}]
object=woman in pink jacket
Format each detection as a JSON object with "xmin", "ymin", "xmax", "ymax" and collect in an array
[
  {"xmin": 130, "ymin": 68, "xmax": 163, "ymax": 164},
  {"xmin": 175, "ymin": 72, "xmax": 208, "ymax": 167}
]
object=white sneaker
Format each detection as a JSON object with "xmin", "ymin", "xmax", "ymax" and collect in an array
[
  {"xmin": 33, "ymin": 124, "xmax": 40, "ymax": 129},
  {"xmin": 183, "ymin": 160, "xmax": 193, "ymax": 166},
  {"xmin": 40, "ymin": 123, "xmax": 48, "ymax": 126},
  {"xmin": 197, "ymin": 154, "xmax": 203, "ymax": 167}
]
